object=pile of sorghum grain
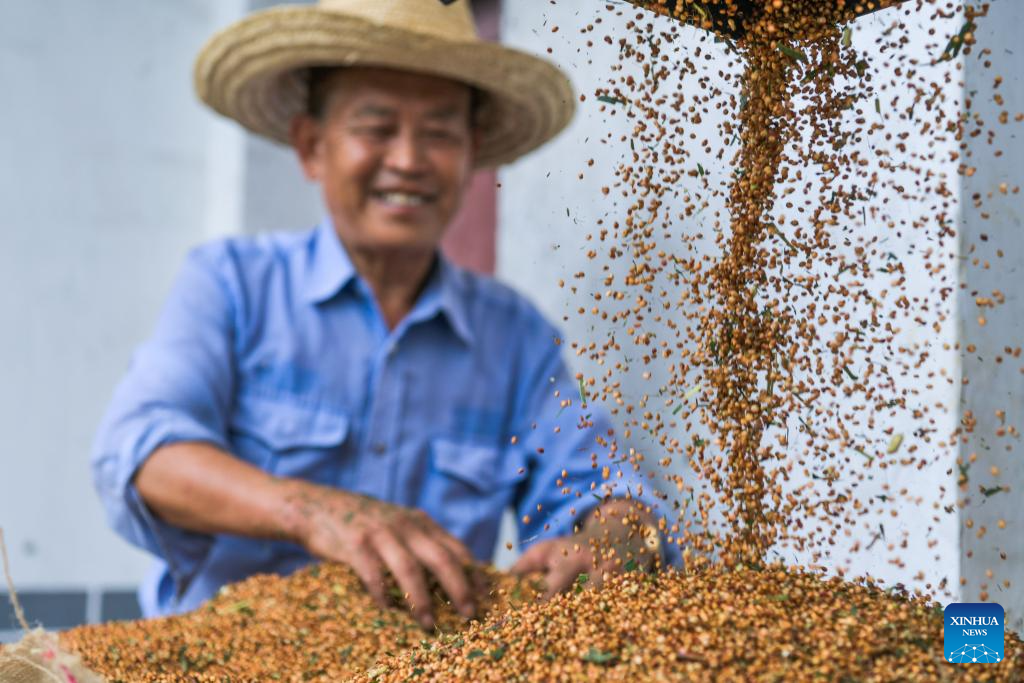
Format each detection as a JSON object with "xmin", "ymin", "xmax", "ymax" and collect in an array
[
  {"xmin": 59, "ymin": 563, "xmax": 541, "ymax": 682},
  {"xmin": 358, "ymin": 565, "xmax": 1024, "ymax": 682}
]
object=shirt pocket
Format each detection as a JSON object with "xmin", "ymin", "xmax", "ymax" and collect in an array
[
  {"xmin": 425, "ymin": 437, "xmax": 524, "ymax": 546},
  {"xmin": 431, "ymin": 439, "xmax": 523, "ymax": 490},
  {"xmin": 230, "ymin": 392, "xmax": 350, "ymax": 486}
]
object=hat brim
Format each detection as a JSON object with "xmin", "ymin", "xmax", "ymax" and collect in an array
[{"xmin": 194, "ymin": 6, "xmax": 576, "ymax": 168}]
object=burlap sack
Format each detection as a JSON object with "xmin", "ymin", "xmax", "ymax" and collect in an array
[
  {"xmin": 0, "ymin": 529, "xmax": 106, "ymax": 682},
  {"xmin": 0, "ymin": 629, "xmax": 105, "ymax": 683}
]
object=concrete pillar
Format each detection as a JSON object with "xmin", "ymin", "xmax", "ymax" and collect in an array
[{"xmin": 957, "ymin": 0, "xmax": 1024, "ymax": 633}]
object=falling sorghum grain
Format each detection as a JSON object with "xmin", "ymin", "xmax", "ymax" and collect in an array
[{"xmin": 560, "ymin": 0, "xmax": 1012, "ymax": 599}]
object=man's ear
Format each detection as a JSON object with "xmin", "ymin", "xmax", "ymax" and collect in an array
[
  {"xmin": 457, "ymin": 126, "xmax": 482, "ymax": 190},
  {"xmin": 470, "ymin": 126, "xmax": 484, "ymax": 166},
  {"xmin": 289, "ymin": 114, "xmax": 323, "ymax": 181}
]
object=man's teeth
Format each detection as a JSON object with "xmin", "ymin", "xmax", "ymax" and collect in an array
[{"xmin": 377, "ymin": 192, "xmax": 428, "ymax": 206}]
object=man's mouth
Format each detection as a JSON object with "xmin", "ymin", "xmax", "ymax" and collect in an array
[{"xmin": 371, "ymin": 190, "xmax": 436, "ymax": 207}]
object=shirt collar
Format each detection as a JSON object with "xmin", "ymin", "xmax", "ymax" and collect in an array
[
  {"xmin": 436, "ymin": 256, "xmax": 475, "ymax": 346},
  {"xmin": 303, "ymin": 218, "xmax": 475, "ymax": 346},
  {"xmin": 303, "ymin": 218, "xmax": 357, "ymax": 304}
]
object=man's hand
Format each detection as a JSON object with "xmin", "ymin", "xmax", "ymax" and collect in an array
[
  {"xmin": 134, "ymin": 443, "xmax": 478, "ymax": 629},
  {"xmin": 510, "ymin": 499, "xmax": 660, "ymax": 599},
  {"xmin": 280, "ymin": 481, "xmax": 478, "ymax": 629}
]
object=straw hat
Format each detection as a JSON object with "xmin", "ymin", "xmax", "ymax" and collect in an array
[{"xmin": 194, "ymin": 0, "xmax": 576, "ymax": 168}]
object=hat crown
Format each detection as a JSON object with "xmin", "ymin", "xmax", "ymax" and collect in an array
[{"xmin": 320, "ymin": 0, "xmax": 478, "ymax": 42}]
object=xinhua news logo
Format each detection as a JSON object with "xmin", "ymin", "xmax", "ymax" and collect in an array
[{"xmin": 944, "ymin": 603, "xmax": 1004, "ymax": 664}]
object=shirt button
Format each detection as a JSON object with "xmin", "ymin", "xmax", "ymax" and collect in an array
[{"xmin": 372, "ymin": 442, "xmax": 387, "ymax": 455}]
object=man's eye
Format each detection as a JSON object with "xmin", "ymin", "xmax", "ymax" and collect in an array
[
  {"xmin": 354, "ymin": 125, "xmax": 394, "ymax": 138},
  {"xmin": 423, "ymin": 128, "xmax": 463, "ymax": 142}
]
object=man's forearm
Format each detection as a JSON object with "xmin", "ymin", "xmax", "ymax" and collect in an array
[
  {"xmin": 134, "ymin": 441, "xmax": 313, "ymax": 543},
  {"xmin": 134, "ymin": 442, "xmax": 478, "ymax": 625}
]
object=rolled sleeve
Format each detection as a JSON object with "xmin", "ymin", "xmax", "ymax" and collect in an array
[
  {"xmin": 91, "ymin": 245, "xmax": 237, "ymax": 592},
  {"xmin": 511, "ymin": 314, "xmax": 662, "ymax": 549}
]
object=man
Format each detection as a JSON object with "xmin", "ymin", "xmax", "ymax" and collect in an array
[{"xmin": 92, "ymin": 0, "xmax": 661, "ymax": 627}]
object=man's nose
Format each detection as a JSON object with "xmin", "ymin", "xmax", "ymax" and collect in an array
[{"xmin": 384, "ymin": 127, "xmax": 428, "ymax": 175}]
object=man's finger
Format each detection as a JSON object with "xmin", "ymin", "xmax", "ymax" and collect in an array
[
  {"xmin": 344, "ymin": 547, "xmax": 388, "ymax": 610},
  {"xmin": 438, "ymin": 534, "xmax": 476, "ymax": 567},
  {"xmin": 542, "ymin": 554, "xmax": 586, "ymax": 600},
  {"xmin": 373, "ymin": 531, "xmax": 434, "ymax": 629},
  {"xmin": 406, "ymin": 531, "xmax": 475, "ymax": 619},
  {"xmin": 417, "ymin": 514, "xmax": 475, "ymax": 566},
  {"xmin": 510, "ymin": 539, "xmax": 554, "ymax": 575},
  {"xmin": 466, "ymin": 563, "xmax": 489, "ymax": 599}
]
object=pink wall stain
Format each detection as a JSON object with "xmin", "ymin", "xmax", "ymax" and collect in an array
[{"xmin": 441, "ymin": 0, "xmax": 500, "ymax": 275}]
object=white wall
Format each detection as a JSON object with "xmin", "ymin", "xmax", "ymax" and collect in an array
[{"xmin": 0, "ymin": 0, "xmax": 252, "ymax": 592}]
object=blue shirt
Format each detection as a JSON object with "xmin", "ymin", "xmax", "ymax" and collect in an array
[{"xmin": 92, "ymin": 220, "xmax": 657, "ymax": 617}]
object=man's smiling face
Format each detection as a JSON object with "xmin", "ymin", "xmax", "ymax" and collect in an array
[{"xmin": 291, "ymin": 67, "xmax": 478, "ymax": 254}]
